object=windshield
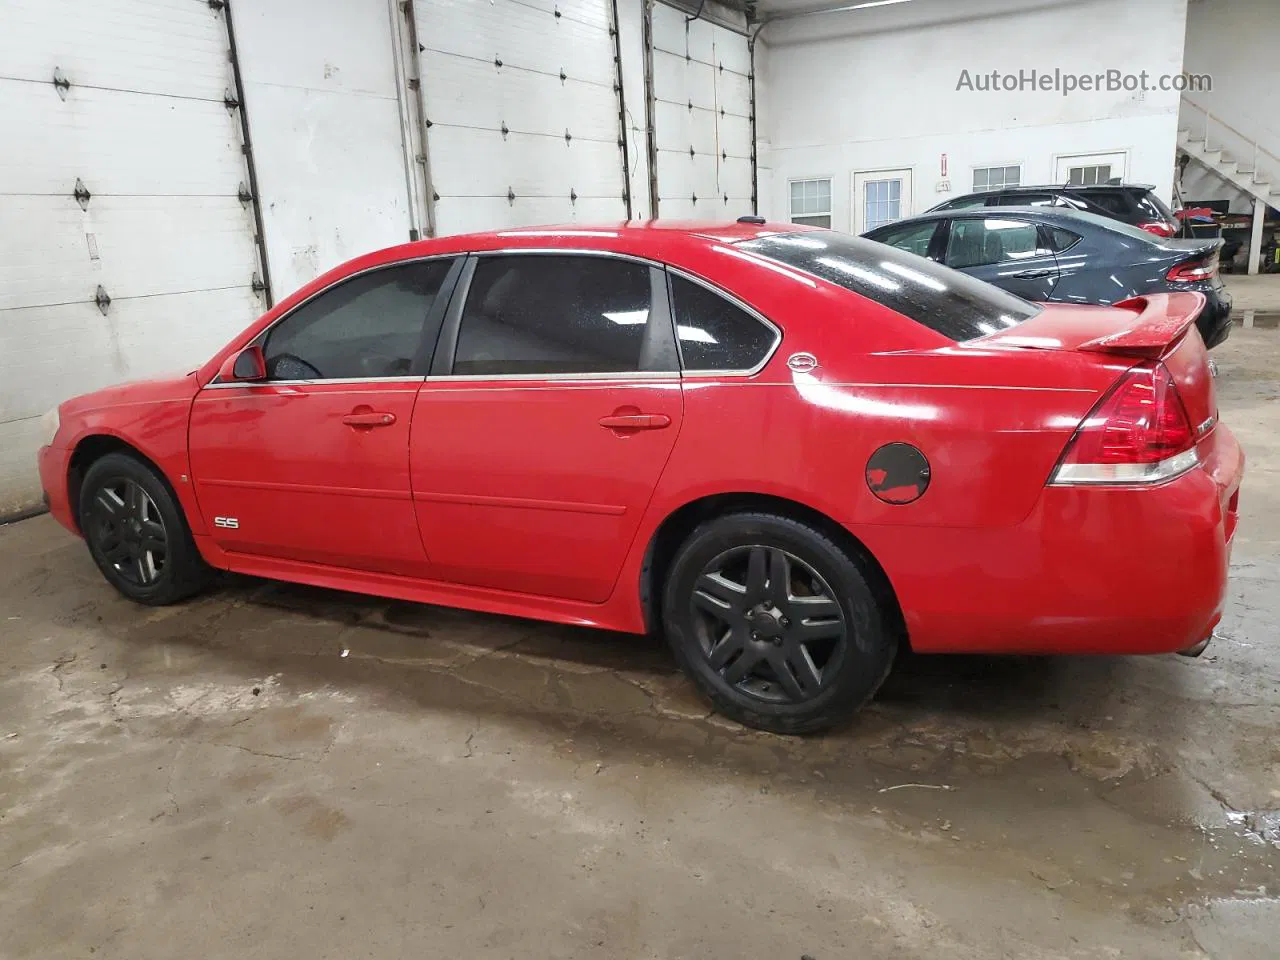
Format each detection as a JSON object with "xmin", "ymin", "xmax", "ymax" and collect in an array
[{"xmin": 738, "ymin": 231, "xmax": 1041, "ymax": 342}]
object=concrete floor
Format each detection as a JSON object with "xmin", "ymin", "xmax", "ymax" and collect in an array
[{"xmin": 3, "ymin": 322, "xmax": 1279, "ymax": 960}]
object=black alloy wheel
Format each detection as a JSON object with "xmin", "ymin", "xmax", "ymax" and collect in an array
[
  {"xmin": 691, "ymin": 545, "xmax": 848, "ymax": 704},
  {"xmin": 79, "ymin": 452, "xmax": 212, "ymax": 605},
  {"xmin": 86, "ymin": 477, "xmax": 169, "ymax": 587},
  {"xmin": 662, "ymin": 512, "xmax": 897, "ymax": 734}
]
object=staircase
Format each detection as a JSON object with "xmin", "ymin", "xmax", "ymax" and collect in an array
[{"xmin": 1177, "ymin": 96, "xmax": 1280, "ymax": 274}]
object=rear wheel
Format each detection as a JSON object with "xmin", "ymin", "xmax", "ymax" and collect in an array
[
  {"xmin": 79, "ymin": 452, "xmax": 212, "ymax": 605},
  {"xmin": 662, "ymin": 512, "xmax": 896, "ymax": 734}
]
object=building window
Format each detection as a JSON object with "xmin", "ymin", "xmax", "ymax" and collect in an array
[
  {"xmin": 1067, "ymin": 164, "xmax": 1112, "ymax": 186},
  {"xmin": 789, "ymin": 178, "xmax": 832, "ymax": 227},
  {"xmin": 863, "ymin": 178, "xmax": 902, "ymax": 232},
  {"xmin": 973, "ymin": 165, "xmax": 1021, "ymax": 192}
]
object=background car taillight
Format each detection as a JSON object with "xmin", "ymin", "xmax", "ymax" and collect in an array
[
  {"xmin": 1138, "ymin": 220, "xmax": 1176, "ymax": 238},
  {"xmin": 1166, "ymin": 254, "xmax": 1219, "ymax": 283},
  {"xmin": 1049, "ymin": 362, "xmax": 1199, "ymax": 485}
]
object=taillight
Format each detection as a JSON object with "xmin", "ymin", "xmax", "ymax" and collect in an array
[
  {"xmin": 1166, "ymin": 255, "xmax": 1218, "ymax": 282},
  {"xmin": 1139, "ymin": 220, "xmax": 1176, "ymax": 238},
  {"xmin": 1049, "ymin": 362, "xmax": 1199, "ymax": 485}
]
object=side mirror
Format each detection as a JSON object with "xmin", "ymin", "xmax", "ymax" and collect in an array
[{"xmin": 218, "ymin": 345, "xmax": 266, "ymax": 383}]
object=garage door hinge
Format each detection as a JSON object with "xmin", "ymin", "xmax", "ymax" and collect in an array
[
  {"xmin": 408, "ymin": 77, "xmax": 420, "ymax": 91},
  {"xmin": 691, "ymin": 193, "xmax": 698, "ymax": 204},
  {"xmin": 564, "ymin": 129, "xmax": 572, "ymax": 144},
  {"xmin": 500, "ymin": 122, "xmax": 509, "ymax": 140},
  {"xmin": 554, "ymin": 7, "xmax": 562, "ymax": 18},
  {"xmin": 432, "ymin": 190, "xmax": 439, "ymax": 201},
  {"xmin": 94, "ymin": 285, "xmax": 111, "ymax": 315},
  {"xmin": 494, "ymin": 56, "xmax": 503, "ymax": 69},
  {"xmin": 223, "ymin": 88, "xmax": 240, "ymax": 111},
  {"xmin": 237, "ymin": 181, "xmax": 253, "ymax": 204},
  {"xmin": 570, "ymin": 188, "xmax": 578, "ymax": 204},
  {"xmin": 689, "ymin": 146, "xmax": 695, "ymax": 158},
  {"xmin": 560, "ymin": 69, "xmax": 567, "ymax": 83},
  {"xmin": 73, "ymin": 178, "xmax": 91, "ymax": 211},
  {"xmin": 207, "ymin": 0, "xmax": 225, "ymax": 10},
  {"xmin": 52, "ymin": 67, "xmax": 70, "ymax": 100},
  {"xmin": 687, "ymin": 99, "xmax": 694, "ymax": 112},
  {"xmin": 251, "ymin": 273, "xmax": 266, "ymax": 295},
  {"xmin": 507, "ymin": 187, "xmax": 516, "ymax": 204}
]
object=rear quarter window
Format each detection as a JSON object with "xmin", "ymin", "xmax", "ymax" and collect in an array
[{"xmin": 738, "ymin": 232, "xmax": 1040, "ymax": 342}]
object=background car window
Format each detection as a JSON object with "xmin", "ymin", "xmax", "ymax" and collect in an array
[
  {"xmin": 1134, "ymin": 191, "xmax": 1175, "ymax": 221},
  {"xmin": 868, "ymin": 220, "xmax": 940, "ymax": 259},
  {"xmin": 1048, "ymin": 227, "xmax": 1083, "ymax": 252},
  {"xmin": 937, "ymin": 195, "xmax": 989, "ymax": 210},
  {"xmin": 453, "ymin": 255, "xmax": 653, "ymax": 376},
  {"xmin": 669, "ymin": 274, "xmax": 776, "ymax": 372},
  {"xmin": 1078, "ymin": 191, "xmax": 1130, "ymax": 216},
  {"xmin": 263, "ymin": 260, "xmax": 453, "ymax": 381},
  {"xmin": 946, "ymin": 219, "xmax": 1045, "ymax": 268},
  {"xmin": 996, "ymin": 192, "xmax": 1054, "ymax": 206},
  {"xmin": 739, "ymin": 232, "xmax": 1040, "ymax": 343}
]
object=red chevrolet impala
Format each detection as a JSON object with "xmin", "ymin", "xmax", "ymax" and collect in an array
[{"xmin": 36, "ymin": 220, "xmax": 1243, "ymax": 733}]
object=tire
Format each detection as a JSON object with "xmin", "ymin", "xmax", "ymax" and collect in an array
[
  {"xmin": 661, "ymin": 512, "xmax": 896, "ymax": 734},
  {"xmin": 78, "ymin": 452, "xmax": 212, "ymax": 605}
]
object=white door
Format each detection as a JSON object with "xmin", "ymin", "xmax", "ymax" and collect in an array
[
  {"xmin": 0, "ymin": 0, "xmax": 264, "ymax": 517},
  {"xmin": 649, "ymin": 3, "xmax": 754, "ymax": 219},
  {"xmin": 852, "ymin": 169, "xmax": 913, "ymax": 234},
  {"xmin": 1055, "ymin": 152, "xmax": 1127, "ymax": 186},
  {"xmin": 228, "ymin": 0, "xmax": 416, "ymax": 299},
  {"xmin": 413, "ymin": 0, "xmax": 629, "ymax": 235}
]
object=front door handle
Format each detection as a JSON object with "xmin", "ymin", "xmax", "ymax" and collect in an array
[
  {"xmin": 1011, "ymin": 268, "xmax": 1055, "ymax": 280},
  {"xmin": 342, "ymin": 411, "xmax": 397, "ymax": 428},
  {"xmin": 598, "ymin": 413, "xmax": 672, "ymax": 430}
]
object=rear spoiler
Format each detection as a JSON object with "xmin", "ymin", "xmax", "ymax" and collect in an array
[{"xmin": 1078, "ymin": 292, "xmax": 1206, "ymax": 357}]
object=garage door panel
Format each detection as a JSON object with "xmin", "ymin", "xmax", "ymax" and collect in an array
[
  {"xmin": 714, "ymin": 36, "xmax": 752, "ymax": 76},
  {"xmin": 718, "ymin": 113, "xmax": 754, "ymax": 159},
  {"xmin": 0, "ymin": 0, "xmax": 229, "ymax": 101},
  {"xmin": 432, "ymin": 196, "xmax": 627, "ymax": 236},
  {"xmin": 428, "ymin": 128, "xmax": 624, "ymax": 201},
  {"xmin": 0, "ymin": 196, "xmax": 257, "ymax": 310},
  {"xmin": 719, "ymin": 159, "xmax": 755, "ymax": 202},
  {"xmin": 652, "ymin": 50, "xmax": 717, "ymax": 111},
  {"xmin": 0, "ymin": 82, "xmax": 246, "ymax": 196},
  {"xmin": 651, "ymin": 4, "xmax": 692, "ymax": 52},
  {"xmin": 656, "ymin": 152, "xmax": 720, "ymax": 201},
  {"xmin": 439, "ymin": 0, "xmax": 612, "ymax": 31},
  {"xmin": 418, "ymin": 2, "xmax": 615, "ymax": 85},
  {"xmin": 0, "ymin": 287, "xmax": 260, "ymax": 425},
  {"xmin": 420, "ymin": 54, "xmax": 620, "ymax": 143},
  {"xmin": 653, "ymin": 100, "xmax": 718, "ymax": 155},
  {"xmin": 716, "ymin": 71, "xmax": 753, "ymax": 115}
]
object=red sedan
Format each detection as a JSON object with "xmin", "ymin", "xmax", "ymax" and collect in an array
[{"xmin": 36, "ymin": 220, "xmax": 1243, "ymax": 733}]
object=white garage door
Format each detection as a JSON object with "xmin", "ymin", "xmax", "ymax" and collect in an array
[
  {"xmin": 0, "ymin": 0, "xmax": 264, "ymax": 517},
  {"xmin": 414, "ymin": 0, "xmax": 630, "ymax": 235},
  {"xmin": 650, "ymin": 3, "xmax": 754, "ymax": 220}
]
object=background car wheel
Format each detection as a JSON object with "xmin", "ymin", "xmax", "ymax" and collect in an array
[
  {"xmin": 662, "ymin": 512, "xmax": 897, "ymax": 734},
  {"xmin": 78, "ymin": 452, "xmax": 212, "ymax": 606}
]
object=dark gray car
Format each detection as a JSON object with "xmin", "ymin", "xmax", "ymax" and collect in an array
[{"xmin": 864, "ymin": 206, "xmax": 1232, "ymax": 348}]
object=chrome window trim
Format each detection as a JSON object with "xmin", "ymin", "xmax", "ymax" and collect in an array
[
  {"xmin": 210, "ymin": 253, "xmax": 460, "ymax": 387},
  {"xmin": 203, "ymin": 375, "xmax": 425, "ymax": 390},
  {"xmin": 426, "ymin": 371, "xmax": 679, "ymax": 383},
  {"xmin": 665, "ymin": 266, "xmax": 783, "ymax": 379}
]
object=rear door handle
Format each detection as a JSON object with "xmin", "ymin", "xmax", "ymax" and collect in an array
[
  {"xmin": 342, "ymin": 411, "xmax": 397, "ymax": 427},
  {"xmin": 598, "ymin": 413, "xmax": 671, "ymax": 430}
]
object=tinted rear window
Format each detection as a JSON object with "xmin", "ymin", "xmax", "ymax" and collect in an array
[
  {"xmin": 739, "ymin": 231, "xmax": 1040, "ymax": 342},
  {"xmin": 1133, "ymin": 190, "xmax": 1175, "ymax": 222}
]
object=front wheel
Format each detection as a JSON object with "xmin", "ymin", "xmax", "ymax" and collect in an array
[
  {"xmin": 662, "ymin": 512, "xmax": 897, "ymax": 734},
  {"xmin": 78, "ymin": 452, "xmax": 212, "ymax": 605}
]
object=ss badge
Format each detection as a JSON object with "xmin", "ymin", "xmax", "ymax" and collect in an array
[{"xmin": 213, "ymin": 517, "xmax": 239, "ymax": 529}]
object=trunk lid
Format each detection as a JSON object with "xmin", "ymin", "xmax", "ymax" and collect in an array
[{"xmin": 973, "ymin": 292, "xmax": 1217, "ymax": 433}]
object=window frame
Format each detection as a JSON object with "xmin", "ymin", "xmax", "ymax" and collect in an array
[
  {"xmin": 663, "ymin": 267, "xmax": 783, "ymax": 378},
  {"xmin": 788, "ymin": 177, "xmax": 834, "ymax": 228},
  {"xmin": 865, "ymin": 219, "xmax": 947, "ymax": 262},
  {"xmin": 940, "ymin": 215, "xmax": 1049, "ymax": 269},
  {"xmin": 207, "ymin": 255, "xmax": 464, "ymax": 387},
  {"xmin": 429, "ymin": 250, "xmax": 682, "ymax": 381}
]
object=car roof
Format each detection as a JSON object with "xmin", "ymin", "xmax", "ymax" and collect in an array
[{"xmin": 994, "ymin": 183, "xmax": 1156, "ymax": 193}]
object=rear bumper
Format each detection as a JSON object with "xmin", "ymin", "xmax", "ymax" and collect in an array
[
  {"xmin": 37, "ymin": 444, "xmax": 78, "ymax": 535},
  {"xmin": 857, "ymin": 425, "xmax": 1244, "ymax": 655},
  {"xmin": 1199, "ymin": 287, "xmax": 1232, "ymax": 348}
]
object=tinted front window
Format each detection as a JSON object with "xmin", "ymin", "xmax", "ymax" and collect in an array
[
  {"xmin": 946, "ymin": 218, "xmax": 1046, "ymax": 268},
  {"xmin": 264, "ymin": 259, "xmax": 453, "ymax": 380},
  {"xmin": 868, "ymin": 220, "xmax": 940, "ymax": 259},
  {"xmin": 454, "ymin": 255, "xmax": 654, "ymax": 376},
  {"xmin": 669, "ymin": 274, "xmax": 777, "ymax": 372},
  {"xmin": 739, "ymin": 232, "xmax": 1040, "ymax": 342}
]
